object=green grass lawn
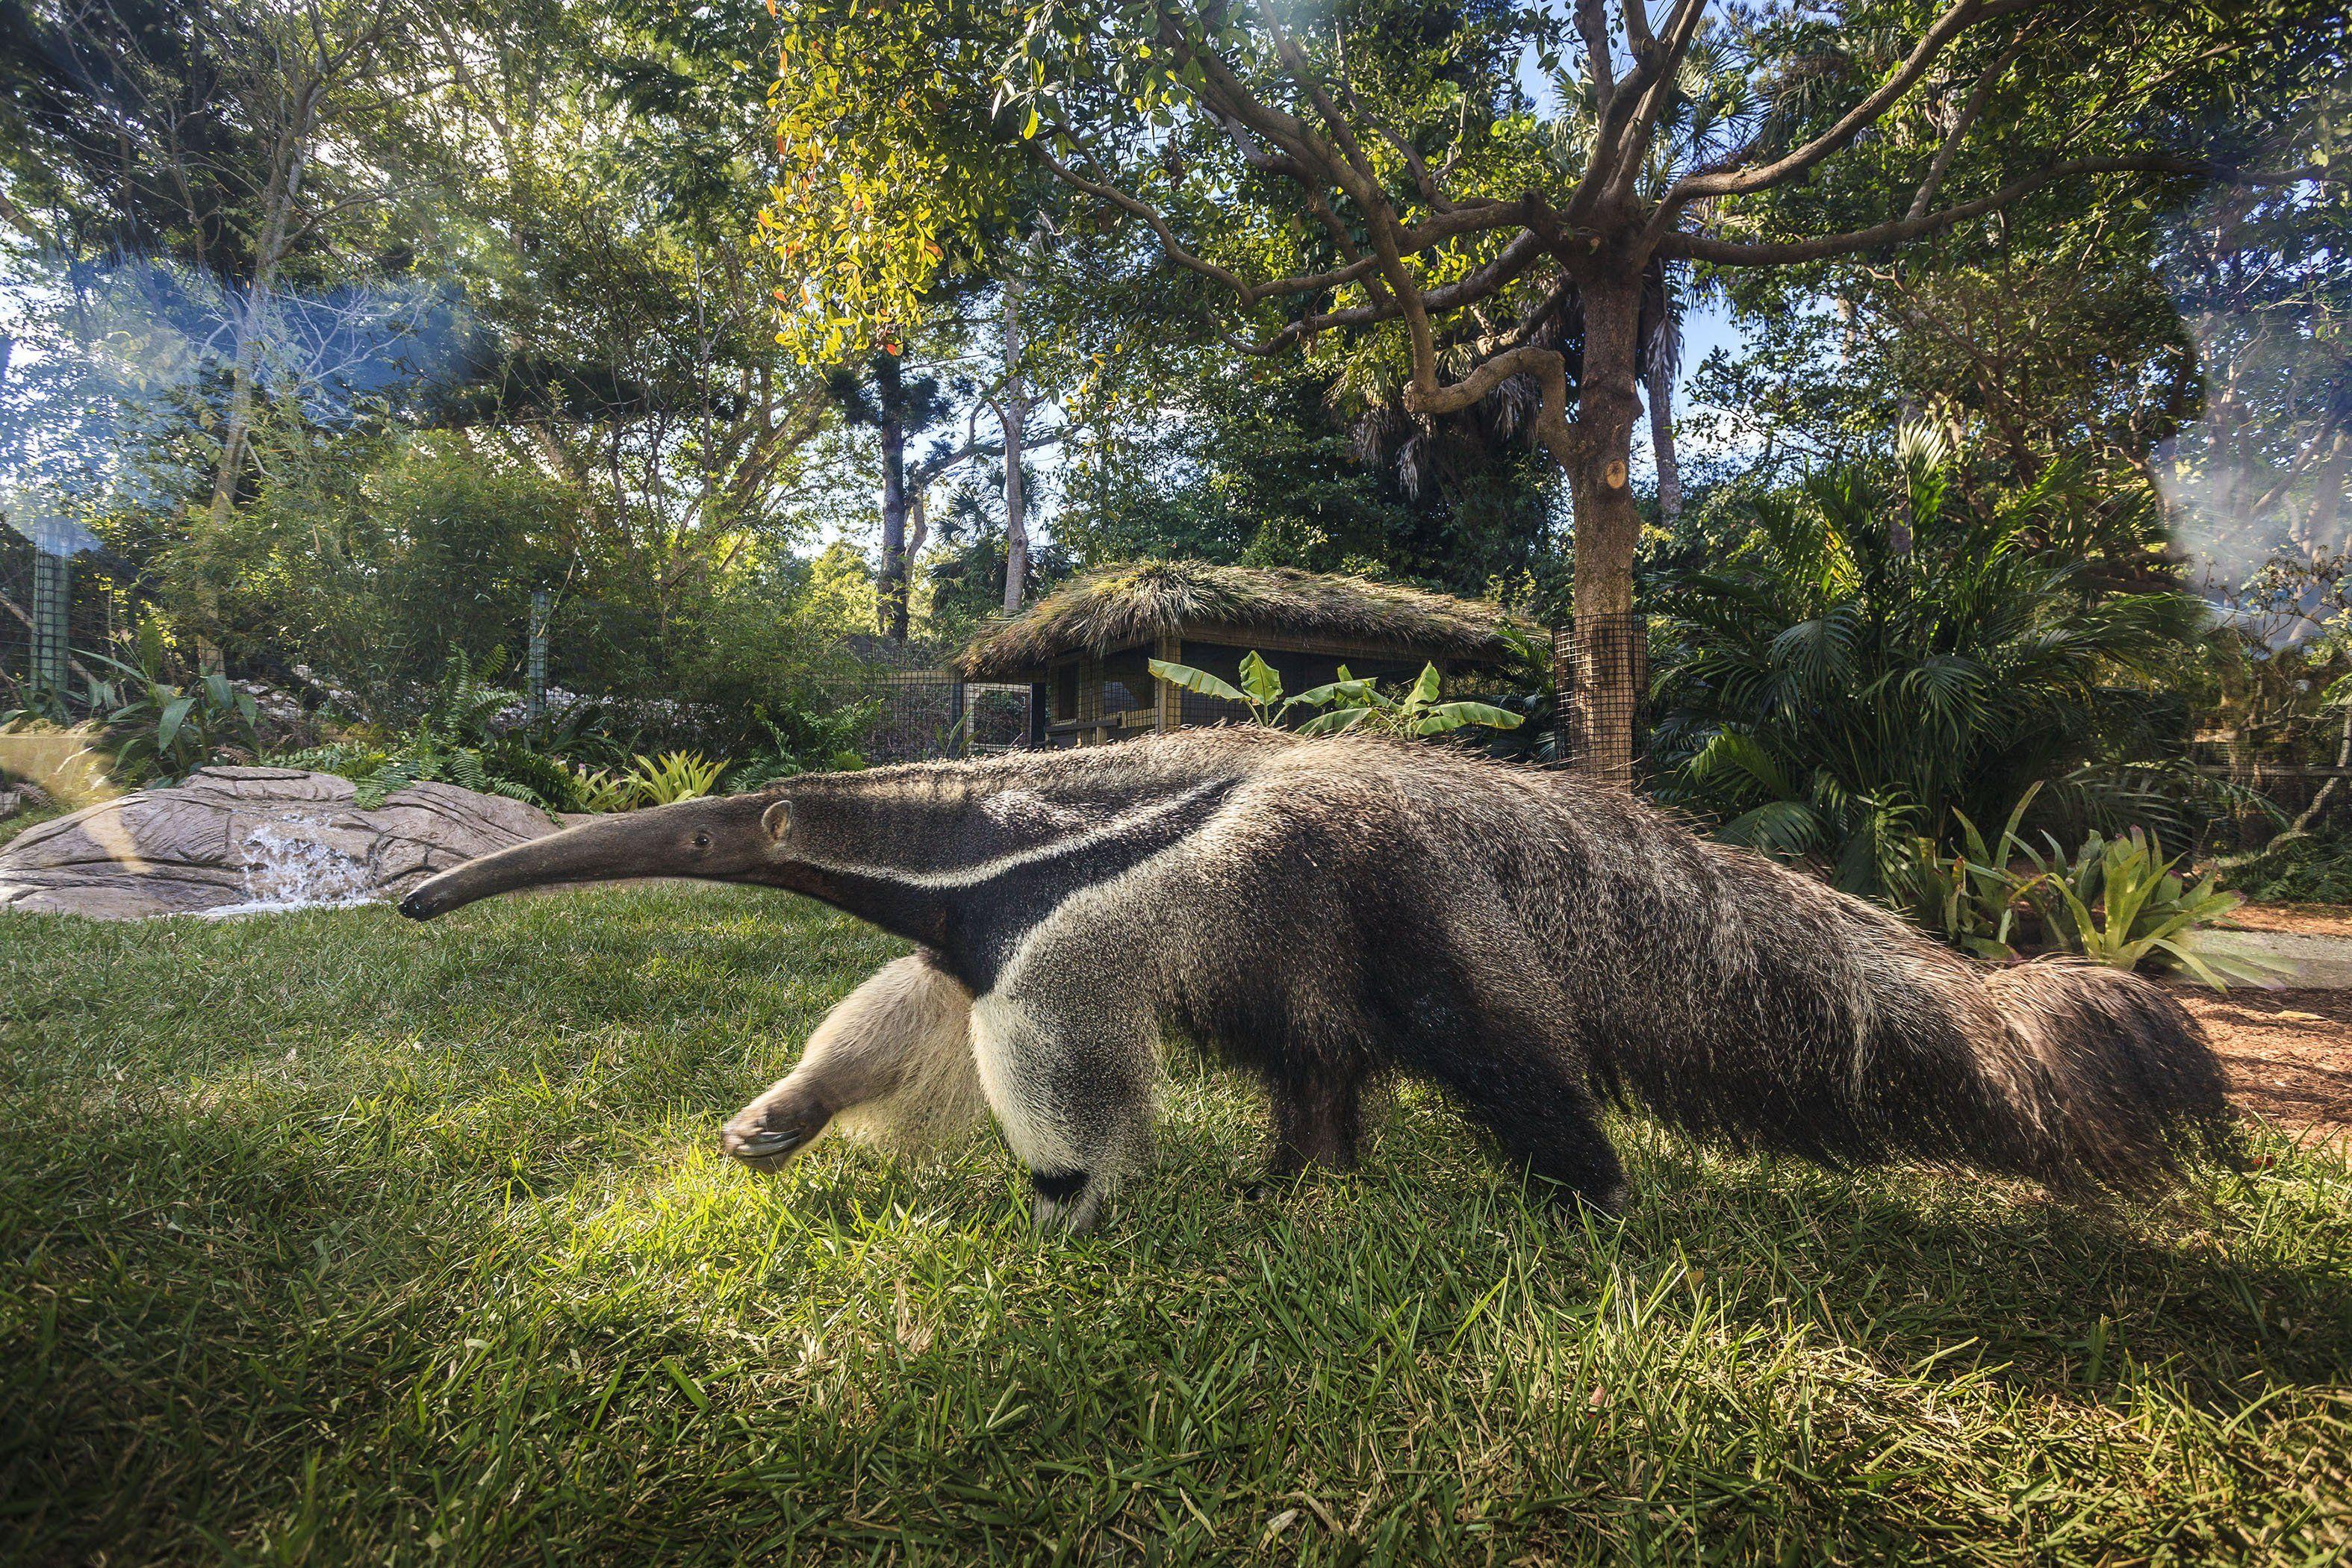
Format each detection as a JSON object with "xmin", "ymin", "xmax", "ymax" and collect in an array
[
  {"xmin": 0, "ymin": 793, "xmax": 71, "ymax": 851},
  {"xmin": 4, "ymin": 886, "xmax": 2348, "ymax": 1564}
]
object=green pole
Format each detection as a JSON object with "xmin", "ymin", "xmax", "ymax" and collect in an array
[
  {"xmin": 31, "ymin": 549, "xmax": 69, "ymax": 703},
  {"xmin": 527, "ymin": 588, "xmax": 550, "ymax": 722}
]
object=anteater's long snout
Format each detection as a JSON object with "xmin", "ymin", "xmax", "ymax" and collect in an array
[
  {"xmin": 398, "ymin": 876, "xmax": 485, "ymax": 921},
  {"xmin": 397, "ymin": 796, "xmax": 777, "ymax": 920}
]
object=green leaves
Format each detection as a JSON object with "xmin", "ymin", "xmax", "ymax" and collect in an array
[
  {"xmin": 1893, "ymin": 798, "xmax": 2284, "ymax": 986},
  {"xmin": 1147, "ymin": 653, "xmax": 1521, "ymax": 739},
  {"xmin": 621, "ymin": 750, "xmax": 729, "ymax": 806},
  {"xmin": 1148, "ymin": 658, "xmax": 1250, "ymax": 708},
  {"xmin": 761, "ymin": 0, "xmax": 1027, "ymax": 363},
  {"xmin": 2021, "ymin": 829, "xmax": 2282, "ymax": 989},
  {"xmin": 1889, "ymin": 785, "xmax": 2044, "ymax": 960},
  {"xmin": 81, "ymin": 640, "xmax": 262, "ymax": 785},
  {"xmin": 1415, "ymin": 700, "xmax": 1523, "ymax": 734},
  {"xmin": 1146, "ymin": 651, "xmax": 1307, "ymax": 728},
  {"xmin": 1658, "ymin": 446, "xmax": 2201, "ymax": 893},
  {"xmin": 1236, "ymin": 650, "xmax": 1284, "ymax": 709}
]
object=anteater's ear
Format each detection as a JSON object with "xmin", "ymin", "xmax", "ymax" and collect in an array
[{"xmin": 761, "ymin": 799, "xmax": 793, "ymax": 841}]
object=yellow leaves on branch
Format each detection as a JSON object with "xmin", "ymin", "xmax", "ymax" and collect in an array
[{"xmin": 761, "ymin": 25, "xmax": 951, "ymax": 367}]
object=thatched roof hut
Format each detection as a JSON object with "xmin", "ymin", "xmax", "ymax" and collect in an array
[{"xmin": 954, "ymin": 561, "xmax": 1523, "ymax": 747}]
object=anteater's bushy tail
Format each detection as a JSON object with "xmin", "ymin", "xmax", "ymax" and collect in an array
[
  {"xmin": 1583, "ymin": 874, "xmax": 2240, "ymax": 1194},
  {"xmin": 1960, "ymin": 960, "xmax": 2241, "ymax": 1191}
]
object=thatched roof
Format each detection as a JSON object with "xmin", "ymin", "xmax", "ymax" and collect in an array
[{"xmin": 954, "ymin": 561, "xmax": 1522, "ymax": 680}]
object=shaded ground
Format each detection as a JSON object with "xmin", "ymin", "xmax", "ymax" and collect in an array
[{"xmin": 2183, "ymin": 988, "xmax": 2352, "ymax": 1142}]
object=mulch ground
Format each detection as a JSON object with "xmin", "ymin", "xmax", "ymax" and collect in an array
[
  {"xmin": 2220, "ymin": 902, "xmax": 2352, "ymax": 938},
  {"xmin": 2177, "ymin": 986, "xmax": 2352, "ymax": 1143}
]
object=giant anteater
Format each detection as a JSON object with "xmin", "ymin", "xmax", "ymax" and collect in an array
[{"xmin": 401, "ymin": 728, "xmax": 2236, "ymax": 1232}]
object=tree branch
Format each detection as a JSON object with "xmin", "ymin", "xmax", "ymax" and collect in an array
[
  {"xmin": 1906, "ymin": 38, "xmax": 2026, "ymax": 221},
  {"xmin": 1042, "ymin": 130, "xmax": 1392, "ymax": 300},
  {"xmin": 1225, "ymin": 225, "xmax": 1555, "ymax": 355},
  {"xmin": 1259, "ymin": 8, "xmax": 1387, "ymax": 205},
  {"xmin": 1663, "ymin": 0, "xmax": 2047, "ymax": 208},
  {"xmin": 1666, "ymin": 154, "xmax": 2341, "ymax": 267},
  {"xmin": 1599, "ymin": 0, "xmax": 1714, "ymax": 209},
  {"xmin": 1567, "ymin": 0, "xmax": 1702, "ymax": 223},
  {"xmin": 1618, "ymin": 0, "xmax": 1653, "ymax": 55},
  {"xmin": 1574, "ymin": 0, "xmax": 1617, "ymax": 118}
]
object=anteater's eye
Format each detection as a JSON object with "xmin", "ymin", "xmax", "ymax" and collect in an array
[{"xmin": 692, "ymin": 831, "xmax": 712, "ymax": 848}]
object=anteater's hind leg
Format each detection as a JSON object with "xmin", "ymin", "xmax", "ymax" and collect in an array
[
  {"xmin": 721, "ymin": 954, "xmax": 982, "ymax": 1169},
  {"xmin": 968, "ymin": 981, "xmax": 1159, "ymax": 1235},
  {"xmin": 1378, "ymin": 958, "xmax": 1626, "ymax": 1216},
  {"xmin": 1265, "ymin": 1057, "xmax": 1367, "ymax": 1178}
]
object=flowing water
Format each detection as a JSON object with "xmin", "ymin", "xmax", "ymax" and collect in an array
[{"xmin": 191, "ymin": 820, "xmax": 380, "ymax": 918}]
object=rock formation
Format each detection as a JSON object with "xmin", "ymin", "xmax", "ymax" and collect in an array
[{"xmin": 0, "ymin": 766, "xmax": 562, "ymax": 918}]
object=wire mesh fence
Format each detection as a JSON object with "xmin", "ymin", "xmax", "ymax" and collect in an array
[
  {"xmin": 2194, "ymin": 727, "xmax": 2352, "ymax": 849},
  {"xmin": 1551, "ymin": 614, "xmax": 1648, "ymax": 784},
  {"xmin": 0, "ymin": 531, "xmax": 127, "ymax": 717},
  {"xmin": 808, "ymin": 635, "xmax": 1030, "ymax": 764}
]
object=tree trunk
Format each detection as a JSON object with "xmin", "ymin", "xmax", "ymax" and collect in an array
[
  {"xmin": 1556, "ymin": 271, "xmax": 1648, "ymax": 787},
  {"xmin": 876, "ymin": 353, "xmax": 910, "ymax": 639},
  {"xmin": 209, "ymin": 225, "xmax": 290, "ymax": 526},
  {"xmin": 2300, "ymin": 429, "xmax": 2349, "ymax": 555},
  {"xmin": 1644, "ymin": 356, "xmax": 1681, "ymax": 527},
  {"xmin": 1001, "ymin": 280, "xmax": 1030, "ymax": 616},
  {"xmin": 208, "ymin": 87, "xmax": 315, "ymax": 529},
  {"xmin": 906, "ymin": 488, "xmax": 930, "ymax": 582}
]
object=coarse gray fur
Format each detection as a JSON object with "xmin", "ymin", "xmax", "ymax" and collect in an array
[{"xmin": 400, "ymin": 728, "xmax": 2238, "ymax": 1234}]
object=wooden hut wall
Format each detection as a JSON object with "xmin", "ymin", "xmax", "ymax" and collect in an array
[{"xmin": 1042, "ymin": 647, "xmax": 1163, "ymax": 746}]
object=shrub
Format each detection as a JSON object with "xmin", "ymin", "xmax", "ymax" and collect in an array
[
  {"xmin": 267, "ymin": 649, "xmax": 578, "ymax": 810},
  {"xmin": 2226, "ymin": 827, "xmax": 2352, "ymax": 903},
  {"xmin": 160, "ymin": 437, "xmax": 573, "ymax": 715},
  {"xmin": 83, "ymin": 623, "xmax": 261, "ymax": 784},
  {"xmin": 1652, "ymin": 432, "xmax": 2202, "ymax": 892},
  {"xmin": 726, "ymin": 700, "xmax": 877, "ymax": 793}
]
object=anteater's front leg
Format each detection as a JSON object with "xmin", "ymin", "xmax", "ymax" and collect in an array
[
  {"xmin": 721, "ymin": 954, "xmax": 981, "ymax": 1169},
  {"xmin": 968, "ymin": 980, "xmax": 1157, "ymax": 1235}
]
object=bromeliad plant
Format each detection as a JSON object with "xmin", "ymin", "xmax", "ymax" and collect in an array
[
  {"xmin": 1888, "ymin": 785, "xmax": 2047, "ymax": 961},
  {"xmin": 568, "ymin": 751, "xmax": 729, "ymax": 812},
  {"xmin": 1147, "ymin": 650, "xmax": 1523, "ymax": 739},
  {"xmin": 620, "ymin": 750, "xmax": 727, "ymax": 805},
  {"xmin": 2020, "ymin": 828, "xmax": 2279, "ymax": 989},
  {"xmin": 1891, "ymin": 786, "xmax": 2274, "ymax": 987}
]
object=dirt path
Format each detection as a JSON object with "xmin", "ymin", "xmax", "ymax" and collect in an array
[
  {"xmin": 2178, "ymin": 987, "xmax": 2352, "ymax": 1145},
  {"xmin": 2221, "ymin": 903, "xmax": 2352, "ymax": 938},
  {"xmin": 2162, "ymin": 901, "xmax": 2352, "ymax": 1140}
]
